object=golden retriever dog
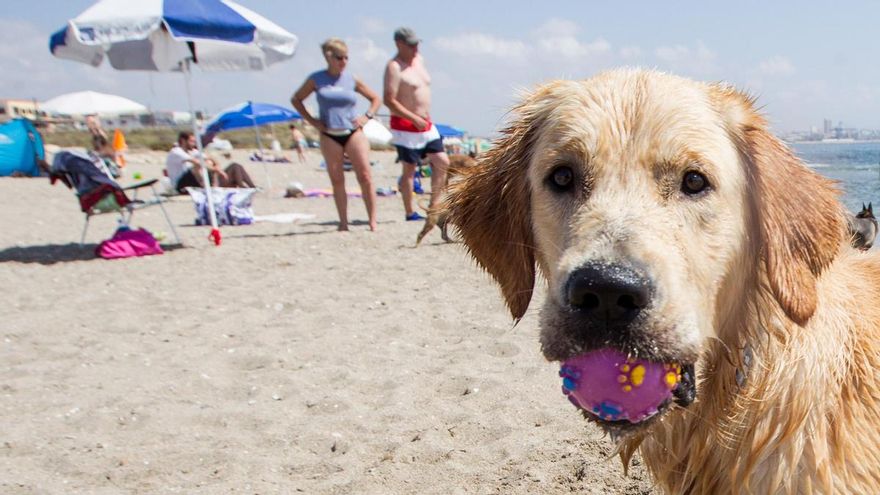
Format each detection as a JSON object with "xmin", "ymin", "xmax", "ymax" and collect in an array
[
  {"xmin": 414, "ymin": 153, "xmax": 476, "ymax": 246},
  {"xmin": 446, "ymin": 68, "xmax": 880, "ymax": 493}
]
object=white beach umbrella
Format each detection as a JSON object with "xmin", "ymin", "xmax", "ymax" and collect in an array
[
  {"xmin": 50, "ymin": 0, "xmax": 298, "ymax": 246},
  {"xmin": 42, "ymin": 90, "xmax": 147, "ymax": 116}
]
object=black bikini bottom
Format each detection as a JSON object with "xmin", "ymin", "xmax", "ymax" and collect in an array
[{"xmin": 322, "ymin": 129, "xmax": 359, "ymax": 148}]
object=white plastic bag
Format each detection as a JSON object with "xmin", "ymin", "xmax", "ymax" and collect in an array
[{"xmin": 362, "ymin": 119, "xmax": 392, "ymax": 146}]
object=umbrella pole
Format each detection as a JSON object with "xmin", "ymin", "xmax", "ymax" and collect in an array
[{"xmin": 184, "ymin": 61, "xmax": 221, "ymax": 246}]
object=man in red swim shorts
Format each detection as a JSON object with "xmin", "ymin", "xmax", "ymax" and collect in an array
[{"xmin": 383, "ymin": 27, "xmax": 450, "ymax": 221}]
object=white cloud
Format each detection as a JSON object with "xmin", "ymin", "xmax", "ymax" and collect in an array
[
  {"xmin": 358, "ymin": 16, "xmax": 388, "ymax": 35},
  {"xmin": 653, "ymin": 41, "xmax": 717, "ymax": 76},
  {"xmin": 0, "ymin": 19, "xmax": 117, "ymax": 99},
  {"xmin": 433, "ymin": 33, "xmax": 529, "ymax": 59},
  {"xmin": 538, "ymin": 36, "xmax": 611, "ymax": 58},
  {"xmin": 533, "ymin": 18, "xmax": 580, "ymax": 39},
  {"xmin": 655, "ymin": 41, "xmax": 715, "ymax": 63},
  {"xmin": 531, "ymin": 19, "xmax": 610, "ymax": 59},
  {"xmin": 757, "ymin": 56, "xmax": 795, "ymax": 76},
  {"xmin": 345, "ymin": 37, "xmax": 391, "ymax": 64}
]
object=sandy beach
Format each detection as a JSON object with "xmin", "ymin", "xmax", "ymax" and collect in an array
[{"xmin": 0, "ymin": 148, "xmax": 654, "ymax": 494}]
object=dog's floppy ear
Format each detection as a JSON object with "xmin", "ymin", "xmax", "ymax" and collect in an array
[
  {"xmin": 741, "ymin": 117, "xmax": 845, "ymax": 325},
  {"xmin": 445, "ymin": 92, "xmax": 550, "ymax": 320}
]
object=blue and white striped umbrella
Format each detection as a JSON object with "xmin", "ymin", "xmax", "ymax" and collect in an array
[
  {"xmin": 49, "ymin": 0, "xmax": 299, "ymax": 246},
  {"xmin": 49, "ymin": 0, "xmax": 297, "ymax": 72}
]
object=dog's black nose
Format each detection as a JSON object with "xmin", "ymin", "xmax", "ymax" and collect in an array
[{"xmin": 566, "ymin": 263, "xmax": 651, "ymax": 323}]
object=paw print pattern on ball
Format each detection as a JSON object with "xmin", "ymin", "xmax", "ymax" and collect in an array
[{"xmin": 560, "ymin": 349, "xmax": 682, "ymax": 424}]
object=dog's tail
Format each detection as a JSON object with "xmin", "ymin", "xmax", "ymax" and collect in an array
[{"xmin": 417, "ymin": 197, "xmax": 431, "ymax": 213}]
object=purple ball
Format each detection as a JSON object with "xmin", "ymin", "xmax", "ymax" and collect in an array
[{"xmin": 560, "ymin": 348, "xmax": 681, "ymax": 424}]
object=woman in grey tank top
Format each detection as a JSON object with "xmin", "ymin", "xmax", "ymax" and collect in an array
[{"xmin": 291, "ymin": 38, "xmax": 382, "ymax": 232}]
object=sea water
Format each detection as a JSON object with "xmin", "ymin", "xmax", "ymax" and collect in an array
[{"xmin": 790, "ymin": 142, "xmax": 880, "ymax": 212}]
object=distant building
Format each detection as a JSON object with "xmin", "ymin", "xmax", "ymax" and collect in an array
[
  {"xmin": 823, "ymin": 119, "xmax": 833, "ymax": 136},
  {"xmin": 152, "ymin": 111, "xmax": 193, "ymax": 126},
  {"xmin": 0, "ymin": 98, "xmax": 47, "ymax": 122}
]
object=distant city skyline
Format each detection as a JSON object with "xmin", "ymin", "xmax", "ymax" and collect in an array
[
  {"xmin": 4, "ymin": 1, "xmax": 880, "ymax": 137},
  {"xmin": 784, "ymin": 117, "xmax": 880, "ymax": 142}
]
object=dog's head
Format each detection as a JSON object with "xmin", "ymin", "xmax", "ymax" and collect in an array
[{"xmin": 447, "ymin": 69, "xmax": 845, "ymax": 433}]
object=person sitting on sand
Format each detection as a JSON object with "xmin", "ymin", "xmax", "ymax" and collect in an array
[
  {"xmin": 166, "ymin": 131, "xmax": 257, "ymax": 193},
  {"xmin": 291, "ymin": 38, "xmax": 381, "ymax": 232}
]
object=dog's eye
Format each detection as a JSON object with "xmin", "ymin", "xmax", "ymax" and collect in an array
[
  {"xmin": 548, "ymin": 166, "xmax": 574, "ymax": 191},
  {"xmin": 681, "ymin": 171, "xmax": 710, "ymax": 196}
]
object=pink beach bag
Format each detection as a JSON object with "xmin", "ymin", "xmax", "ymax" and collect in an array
[{"xmin": 96, "ymin": 228, "xmax": 164, "ymax": 260}]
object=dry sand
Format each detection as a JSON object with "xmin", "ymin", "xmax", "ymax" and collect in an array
[{"xmin": 0, "ymin": 148, "xmax": 655, "ymax": 494}]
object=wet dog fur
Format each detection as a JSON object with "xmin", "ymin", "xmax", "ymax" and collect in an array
[{"xmin": 446, "ymin": 69, "xmax": 880, "ymax": 493}]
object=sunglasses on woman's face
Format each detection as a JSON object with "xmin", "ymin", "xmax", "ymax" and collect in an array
[{"xmin": 333, "ymin": 54, "xmax": 348, "ymax": 61}]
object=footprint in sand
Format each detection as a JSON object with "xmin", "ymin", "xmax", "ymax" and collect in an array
[
  {"xmin": 484, "ymin": 341, "xmax": 521, "ymax": 358},
  {"xmin": 230, "ymin": 354, "xmax": 274, "ymax": 372},
  {"xmin": 435, "ymin": 375, "xmax": 478, "ymax": 397},
  {"xmin": 304, "ymin": 399, "xmax": 351, "ymax": 415}
]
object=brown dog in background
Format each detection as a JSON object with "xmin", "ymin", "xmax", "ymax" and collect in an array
[
  {"xmin": 414, "ymin": 154, "xmax": 476, "ymax": 246},
  {"xmin": 446, "ymin": 69, "xmax": 880, "ymax": 493}
]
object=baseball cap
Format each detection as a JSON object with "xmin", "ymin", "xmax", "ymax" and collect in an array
[{"xmin": 393, "ymin": 27, "xmax": 420, "ymax": 46}]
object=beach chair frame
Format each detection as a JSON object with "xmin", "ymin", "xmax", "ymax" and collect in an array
[
  {"xmin": 78, "ymin": 179, "xmax": 181, "ymax": 246},
  {"xmin": 49, "ymin": 151, "xmax": 181, "ymax": 246}
]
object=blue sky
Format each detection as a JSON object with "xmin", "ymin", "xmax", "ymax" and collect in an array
[{"xmin": 5, "ymin": 1, "xmax": 880, "ymax": 136}]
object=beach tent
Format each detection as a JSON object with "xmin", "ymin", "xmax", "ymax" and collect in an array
[
  {"xmin": 0, "ymin": 119, "xmax": 45, "ymax": 177},
  {"xmin": 50, "ymin": 0, "xmax": 298, "ymax": 246},
  {"xmin": 42, "ymin": 91, "xmax": 147, "ymax": 116}
]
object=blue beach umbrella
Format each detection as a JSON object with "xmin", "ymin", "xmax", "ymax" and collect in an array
[
  {"xmin": 435, "ymin": 123, "xmax": 466, "ymax": 138},
  {"xmin": 205, "ymin": 101, "xmax": 301, "ymax": 187},
  {"xmin": 49, "ymin": 0, "xmax": 298, "ymax": 246},
  {"xmin": 205, "ymin": 101, "xmax": 300, "ymax": 134}
]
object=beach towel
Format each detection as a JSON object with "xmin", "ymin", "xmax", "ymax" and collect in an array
[
  {"xmin": 303, "ymin": 188, "xmax": 362, "ymax": 198},
  {"xmin": 96, "ymin": 228, "xmax": 163, "ymax": 259},
  {"xmin": 253, "ymin": 213, "xmax": 316, "ymax": 223},
  {"xmin": 186, "ymin": 187, "xmax": 257, "ymax": 226}
]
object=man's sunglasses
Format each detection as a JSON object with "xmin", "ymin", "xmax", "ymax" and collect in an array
[{"xmin": 333, "ymin": 54, "xmax": 348, "ymax": 61}]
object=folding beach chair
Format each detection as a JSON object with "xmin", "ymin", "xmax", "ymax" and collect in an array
[{"xmin": 49, "ymin": 150, "xmax": 181, "ymax": 245}]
